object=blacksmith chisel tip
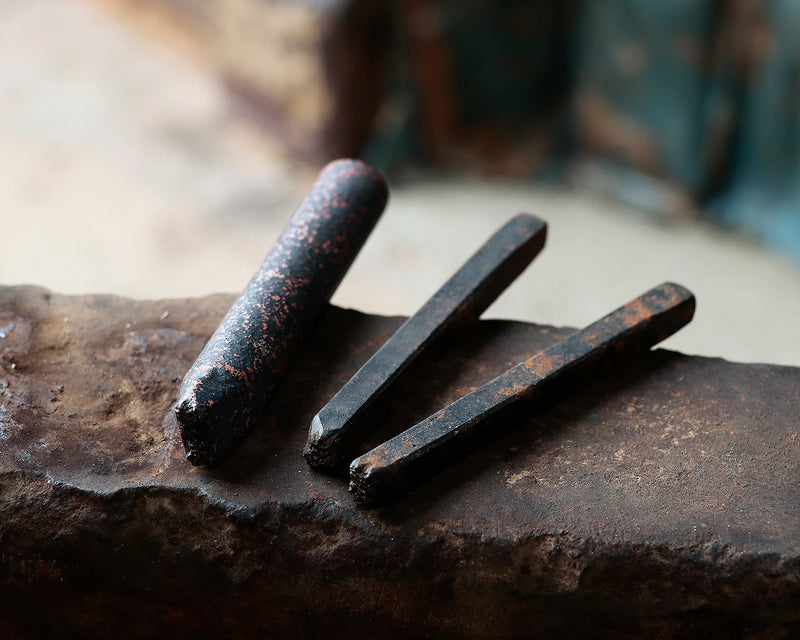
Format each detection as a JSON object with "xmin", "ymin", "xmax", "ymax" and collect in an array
[
  {"xmin": 304, "ymin": 213, "xmax": 548, "ymax": 471},
  {"xmin": 349, "ymin": 282, "xmax": 696, "ymax": 507},
  {"xmin": 175, "ymin": 159, "xmax": 388, "ymax": 468}
]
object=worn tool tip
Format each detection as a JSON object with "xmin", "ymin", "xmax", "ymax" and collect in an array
[
  {"xmin": 348, "ymin": 459, "xmax": 372, "ymax": 506},
  {"xmin": 174, "ymin": 395, "xmax": 196, "ymax": 420},
  {"xmin": 349, "ymin": 455, "xmax": 397, "ymax": 507},
  {"xmin": 308, "ymin": 413, "xmax": 324, "ymax": 440},
  {"xmin": 173, "ymin": 396, "xmax": 224, "ymax": 467},
  {"xmin": 303, "ymin": 413, "xmax": 345, "ymax": 471}
]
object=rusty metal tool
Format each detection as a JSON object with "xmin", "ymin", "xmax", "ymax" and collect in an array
[
  {"xmin": 304, "ymin": 213, "xmax": 548, "ymax": 471},
  {"xmin": 175, "ymin": 159, "xmax": 388, "ymax": 467},
  {"xmin": 349, "ymin": 282, "xmax": 695, "ymax": 507}
]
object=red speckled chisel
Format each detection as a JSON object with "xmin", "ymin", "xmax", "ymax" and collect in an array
[
  {"xmin": 175, "ymin": 159, "xmax": 388, "ymax": 467},
  {"xmin": 304, "ymin": 213, "xmax": 547, "ymax": 471},
  {"xmin": 349, "ymin": 282, "xmax": 696, "ymax": 507}
]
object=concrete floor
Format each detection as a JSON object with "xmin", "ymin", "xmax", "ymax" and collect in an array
[{"xmin": 3, "ymin": 0, "xmax": 800, "ymax": 365}]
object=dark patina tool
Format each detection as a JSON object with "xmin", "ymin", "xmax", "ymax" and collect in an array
[
  {"xmin": 350, "ymin": 282, "xmax": 696, "ymax": 506},
  {"xmin": 304, "ymin": 213, "xmax": 548, "ymax": 471},
  {"xmin": 175, "ymin": 159, "xmax": 388, "ymax": 467}
]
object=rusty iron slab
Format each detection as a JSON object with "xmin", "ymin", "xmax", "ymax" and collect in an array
[
  {"xmin": 350, "ymin": 282, "xmax": 695, "ymax": 506},
  {"xmin": 0, "ymin": 285, "xmax": 799, "ymax": 638},
  {"xmin": 305, "ymin": 213, "xmax": 547, "ymax": 471},
  {"xmin": 175, "ymin": 158, "xmax": 387, "ymax": 468}
]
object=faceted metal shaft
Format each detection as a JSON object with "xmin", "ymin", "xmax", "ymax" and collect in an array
[
  {"xmin": 304, "ymin": 214, "xmax": 548, "ymax": 471},
  {"xmin": 175, "ymin": 159, "xmax": 388, "ymax": 467},
  {"xmin": 350, "ymin": 282, "xmax": 696, "ymax": 507}
]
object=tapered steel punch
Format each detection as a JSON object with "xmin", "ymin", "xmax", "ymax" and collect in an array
[{"xmin": 349, "ymin": 282, "xmax": 695, "ymax": 506}]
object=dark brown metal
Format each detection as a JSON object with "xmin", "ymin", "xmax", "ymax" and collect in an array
[
  {"xmin": 304, "ymin": 214, "xmax": 547, "ymax": 471},
  {"xmin": 349, "ymin": 282, "xmax": 696, "ymax": 507},
  {"xmin": 175, "ymin": 159, "xmax": 388, "ymax": 467},
  {"xmin": 5, "ymin": 284, "xmax": 800, "ymax": 638}
]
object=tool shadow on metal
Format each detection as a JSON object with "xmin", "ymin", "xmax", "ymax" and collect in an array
[{"xmin": 372, "ymin": 346, "xmax": 690, "ymax": 521}]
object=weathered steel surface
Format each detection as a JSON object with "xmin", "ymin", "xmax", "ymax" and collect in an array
[
  {"xmin": 305, "ymin": 213, "xmax": 547, "ymax": 471},
  {"xmin": 1, "ymin": 286, "xmax": 799, "ymax": 638},
  {"xmin": 350, "ymin": 283, "xmax": 695, "ymax": 506},
  {"xmin": 175, "ymin": 158, "xmax": 387, "ymax": 467}
]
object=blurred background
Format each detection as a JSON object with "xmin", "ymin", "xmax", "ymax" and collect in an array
[{"xmin": 2, "ymin": 0, "xmax": 799, "ymax": 364}]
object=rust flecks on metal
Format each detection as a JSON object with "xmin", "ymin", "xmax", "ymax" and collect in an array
[
  {"xmin": 175, "ymin": 159, "xmax": 388, "ymax": 467},
  {"xmin": 349, "ymin": 282, "xmax": 696, "ymax": 507},
  {"xmin": 304, "ymin": 214, "xmax": 548, "ymax": 471}
]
